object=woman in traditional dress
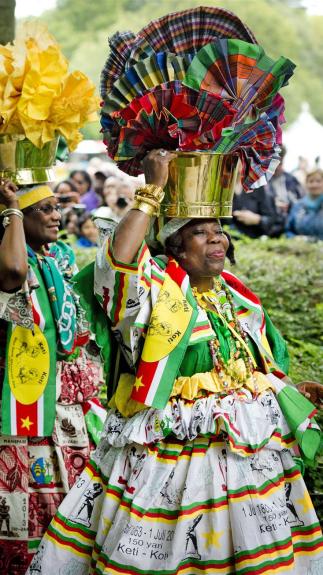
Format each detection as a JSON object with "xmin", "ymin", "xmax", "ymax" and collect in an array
[
  {"xmin": 0, "ymin": 179, "xmax": 105, "ymax": 574},
  {"xmin": 27, "ymin": 151, "xmax": 323, "ymax": 575}
]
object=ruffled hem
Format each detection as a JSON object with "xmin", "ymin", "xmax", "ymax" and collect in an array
[{"xmin": 99, "ymin": 387, "xmax": 318, "ymax": 457}]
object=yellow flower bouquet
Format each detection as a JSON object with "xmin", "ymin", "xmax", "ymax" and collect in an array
[{"xmin": 0, "ymin": 22, "xmax": 99, "ymax": 151}]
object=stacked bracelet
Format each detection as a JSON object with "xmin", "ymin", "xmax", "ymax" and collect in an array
[
  {"xmin": 132, "ymin": 199, "xmax": 159, "ymax": 217},
  {"xmin": 135, "ymin": 184, "xmax": 165, "ymax": 203},
  {"xmin": 1, "ymin": 208, "xmax": 24, "ymax": 228},
  {"xmin": 133, "ymin": 184, "xmax": 165, "ymax": 217}
]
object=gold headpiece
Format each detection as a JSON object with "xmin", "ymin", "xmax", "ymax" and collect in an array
[{"xmin": 161, "ymin": 152, "xmax": 239, "ymax": 219}]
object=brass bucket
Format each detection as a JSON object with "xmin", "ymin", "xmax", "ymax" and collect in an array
[
  {"xmin": 0, "ymin": 134, "xmax": 58, "ymax": 185},
  {"xmin": 161, "ymin": 152, "xmax": 239, "ymax": 218}
]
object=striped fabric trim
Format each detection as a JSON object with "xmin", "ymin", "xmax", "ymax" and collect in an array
[
  {"xmin": 106, "ymin": 240, "xmax": 150, "ymax": 274},
  {"xmin": 93, "ymin": 524, "xmax": 323, "ymax": 575}
]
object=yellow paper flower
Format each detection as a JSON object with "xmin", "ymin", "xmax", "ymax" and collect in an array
[
  {"xmin": 0, "ymin": 22, "xmax": 99, "ymax": 149},
  {"xmin": 50, "ymin": 71, "xmax": 100, "ymax": 150}
]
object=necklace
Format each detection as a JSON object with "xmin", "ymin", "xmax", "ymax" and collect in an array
[{"xmin": 192, "ymin": 279, "xmax": 257, "ymax": 391}]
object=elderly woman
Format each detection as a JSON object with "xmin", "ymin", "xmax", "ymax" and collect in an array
[
  {"xmin": 0, "ymin": 179, "xmax": 104, "ymax": 573},
  {"xmin": 27, "ymin": 151, "xmax": 323, "ymax": 575}
]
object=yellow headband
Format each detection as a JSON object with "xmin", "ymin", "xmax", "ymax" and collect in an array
[
  {"xmin": 17, "ymin": 185, "xmax": 54, "ymax": 210},
  {"xmin": 0, "ymin": 185, "xmax": 54, "ymax": 213}
]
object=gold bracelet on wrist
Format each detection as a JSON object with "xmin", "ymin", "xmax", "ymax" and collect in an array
[
  {"xmin": 134, "ymin": 195, "xmax": 159, "ymax": 209},
  {"xmin": 136, "ymin": 184, "xmax": 165, "ymax": 203},
  {"xmin": 132, "ymin": 199, "xmax": 159, "ymax": 217}
]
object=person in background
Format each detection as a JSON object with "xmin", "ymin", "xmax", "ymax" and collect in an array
[
  {"xmin": 118, "ymin": 180, "xmax": 135, "ymax": 202},
  {"xmin": 70, "ymin": 170, "xmax": 101, "ymax": 212},
  {"xmin": 102, "ymin": 176, "xmax": 121, "ymax": 212},
  {"xmin": 286, "ymin": 168, "xmax": 323, "ymax": 240},
  {"xmin": 93, "ymin": 171, "xmax": 108, "ymax": 204},
  {"xmin": 53, "ymin": 179, "xmax": 80, "ymax": 208},
  {"xmin": 76, "ymin": 213, "xmax": 99, "ymax": 248},
  {"xmin": 64, "ymin": 210, "xmax": 80, "ymax": 236},
  {"xmin": 264, "ymin": 145, "xmax": 304, "ymax": 224},
  {"xmin": 231, "ymin": 174, "xmax": 284, "ymax": 238},
  {"xmin": 292, "ymin": 156, "xmax": 309, "ymax": 187}
]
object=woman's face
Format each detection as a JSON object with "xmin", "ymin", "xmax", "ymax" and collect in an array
[
  {"xmin": 23, "ymin": 196, "xmax": 61, "ymax": 250},
  {"xmin": 176, "ymin": 219, "xmax": 229, "ymax": 280},
  {"xmin": 103, "ymin": 183, "xmax": 119, "ymax": 207},
  {"xmin": 71, "ymin": 172, "xmax": 90, "ymax": 196},
  {"xmin": 306, "ymin": 173, "xmax": 323, "ymax": 197},
  {"xmin": 55, "ymin": 182, "xmax": 80, "ymax": 206},
  {"xmin": 56, "ymin": 182, "xmax": 72, "ymax": 196},
  {"xmin": 66, "ymin": 213, "xmax": 78, "ymax": 235}
]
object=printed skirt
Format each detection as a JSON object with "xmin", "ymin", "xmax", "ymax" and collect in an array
[
  {"xmin": 0, "ymin": 350, "xmax": 105, "ymax": 574},
  {"xmin": 27, "ymin": 388, "xmax": 323, "ymax": 575}
]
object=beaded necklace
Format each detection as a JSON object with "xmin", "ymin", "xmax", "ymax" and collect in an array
[{"xmin": 192, "ymin": 278, "xmax": 257, "ymax": 390}]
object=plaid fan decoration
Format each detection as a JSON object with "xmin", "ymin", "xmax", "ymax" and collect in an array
[
  {"xmin": 102, "ymin": 86, "xmax": 236, "ymax": 175},
  {"xmin": 183, "ymin": 39, "xmax": 295, "ymax": 122},
  {"xmin": 100, "ymin": 7, "xmax": 256, "ymax": 98},
  {"xmin": 103, "ymin": 53, "xmax": 193, "ymax": 114},
  {"xmin": 215, "ymin": 113, "xmax": 280, "ymax": 190},
  {"xmin": 100, "ymin": 6, "xmax": 295, "ymax": 189}
]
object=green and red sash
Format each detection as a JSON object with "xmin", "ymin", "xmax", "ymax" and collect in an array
[
  {"xmin": 2, "ymin": 261, "xmax": 57, "ymax": 436},
  {"xmin": 1, "ymin": 246, "xmax": 78, "ymax": 437},
  {"xmin": 131, "ymin": 259, "xmax": 198, "ymax": 409},
  {"xmin": 131, "ymin": 264, "xmax": 289, "ymax": 410}
]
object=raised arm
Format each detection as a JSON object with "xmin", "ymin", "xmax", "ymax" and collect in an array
[
  {"xmin": 0, "ymin": 179, "xmax": 28, "ymax": 292},
  {"xmin": 112, "ymin": 149, "xmax": 176, "ymax": 263}
]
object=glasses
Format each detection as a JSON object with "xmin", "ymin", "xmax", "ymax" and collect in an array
[{"xmin": 27, "ymin": 204, "xmax": 62, "ymax": 215}]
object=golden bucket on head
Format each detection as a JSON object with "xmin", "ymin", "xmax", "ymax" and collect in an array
[
  {"xmin": 0, "ymin": 134, "xmax": 58, "ymax": 185},
  {"xmin": 161, "ymin": 151, "xmax": 239, "ymax": 218}
]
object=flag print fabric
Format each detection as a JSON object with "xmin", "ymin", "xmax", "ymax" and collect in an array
[
  {"xmin": 0, "ymin": 243, "xmax": 105, "ymax": 573},
  {"xmin": 26, "ymin": 238, "xmax": 323, "ymax": 575}
]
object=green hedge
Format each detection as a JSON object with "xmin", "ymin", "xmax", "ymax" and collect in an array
[{"xmin": 74, "ymin": 237, "xmax": 323, "ymax": 518}]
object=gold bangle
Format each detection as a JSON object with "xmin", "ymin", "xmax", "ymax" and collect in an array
[
  {"xmin": 136, "ymin": 184, "xmax": 164, "ymax": 203},
  {"xmin": 134, "ymin": 194, "xmax": 159, "ymax": 209},
  {"xmin": 132, "ymin": 200, "xmax": 159, "ymax": 217}
]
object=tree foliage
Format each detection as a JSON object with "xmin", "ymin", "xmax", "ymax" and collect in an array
[{"xmin": 0, "ymin": 0, "xmax": 15, "ymax": 44}]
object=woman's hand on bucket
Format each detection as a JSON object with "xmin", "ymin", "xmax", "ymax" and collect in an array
[{"xmin": 143, "ymin": 149, "xmax": 176, "ymax": 188}]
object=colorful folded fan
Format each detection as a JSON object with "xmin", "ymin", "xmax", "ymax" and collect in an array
[
  {"xmin": 104, "ymin": 86, "xmax": 237, "ymax": 175},
  {"xmin": 103, "ymin": 53, "xmax": 193, "ymax": 114},
  {"xmin": 100, "ymin": 6, "xmax": 257, "ymax": 98},
  {"xmin": 183, "ymin": 39, "xmax": 295, "ymax": 122},
  {"xmin": 100, "ymin": 7, "xmax": 295, "ymax": 190},
  {"xmin": 215, "ymin": 113, "xmax": 281, "ymax": 189}
]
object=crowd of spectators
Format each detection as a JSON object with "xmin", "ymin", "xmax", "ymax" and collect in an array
[
  {"xmin": 53, "ymin": 149, "xmax": 323, "ymax": 248},
  {"xmin": 230, "ymin": 146, "xmax": 323, "ymax": 241},
  {"xmin": 54, "ymin": 162, "xmax": 143, "ymax": 248}
]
